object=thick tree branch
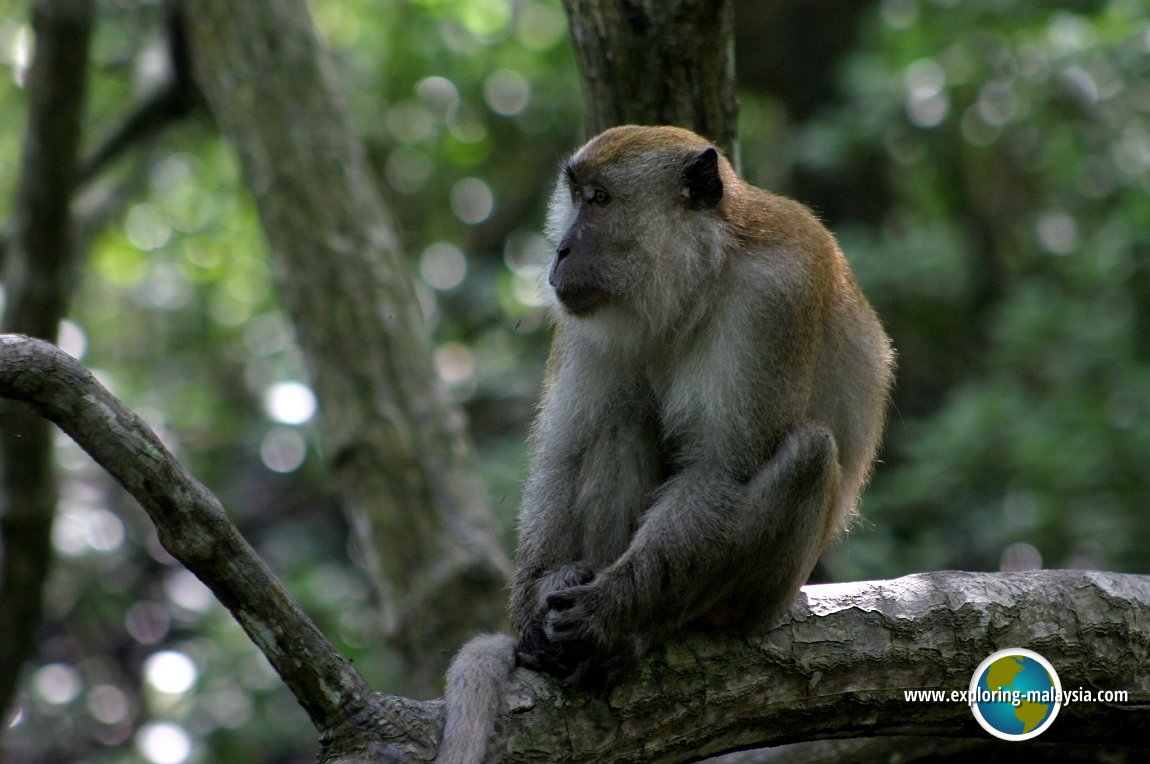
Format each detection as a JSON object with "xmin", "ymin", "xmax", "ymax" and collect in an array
[
  {"xmin": 0, "ymin": 335, "xmax": 378, "ymax": 744},
  {"xmin": 710, "ymin": 735, "xmax": 1149, "ymax": 763},
  {"xmin": 480, "ymin": 570, "xmax": 1150, "ymax": 761},
  {"xmin": 0, "ymin": 343, "xmax": 1145, "ymax": 760}
]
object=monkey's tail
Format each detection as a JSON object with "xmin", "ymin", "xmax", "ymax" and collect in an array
[{"xmin": 435, "ymin": 633, "xmax": 517, "ymax": 764}]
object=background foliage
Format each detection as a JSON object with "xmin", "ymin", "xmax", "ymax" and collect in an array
[{"xmin": 0, "ymin": 0, "xmax": 1147, "ymax": 761}]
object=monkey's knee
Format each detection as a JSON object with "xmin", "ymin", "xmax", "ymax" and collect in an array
[
  {"xmin": 787, "ymin": 421, "xmax": 838, "ymax": 465},
  {"xmin": 722, "ymin": 426, "xmax": 844, "ymax": 630},
  {"xmin": 744, "ymin": 421, "xmax": 844, "ymax": 557},
  {"xmin": 753, "ymin": 422, "xmax": 840, "ymax": 496}
]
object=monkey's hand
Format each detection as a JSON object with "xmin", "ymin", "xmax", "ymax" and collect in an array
[
  {"xmin": 537, "ymin": 579, "xmax": 646, "ymax": 689},
  {"xmin": 515, "ymin": 563, "xmax": 596, "ymax": 679}
]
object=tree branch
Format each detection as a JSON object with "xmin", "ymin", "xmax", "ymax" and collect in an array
[
  {"xmin": 0, "ymin": 3, "xmax": 202, "ymax": 268},
  {"xmin": 0, "ymin": 335, "xmax": 377, "ymax": 743},
  {"xmin": 710, "ymin": 735, "xmax": 1149, "ymax": 764},
  {"xmin": 482, "ymin": 570, "xmax": 1150, "ymax": 761},
  {"xmin": 74, "ymin": 2, "xmax": 202, "ymax": 187},
  {"xmin": 3, "ymin": 334, "xmax": 1147, "ymax": 761}
]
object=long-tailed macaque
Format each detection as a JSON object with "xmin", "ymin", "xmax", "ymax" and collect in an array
[{"xmin": 435, "ymin": 125, "xmax": 894, "ymax": 764}]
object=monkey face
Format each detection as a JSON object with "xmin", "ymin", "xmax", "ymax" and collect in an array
[
  {"xmin": 548, "ymin": 184, "xmax": 631, "ymax": 316},
  {"xmin": 544, "ymin": 125, "xmax": 728, "ymax": 322}
]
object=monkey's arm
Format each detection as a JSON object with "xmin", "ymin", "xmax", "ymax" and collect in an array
[
  {"xmin": 543, "ymin": 422, "xmax": 841, "ymax": 687},
  {"xmin": 508, "ymin": 442, "xmax": 588, "ymax": 657},
  {"xmin": 510, "ymin": 356, "xmax": 663, "ymax": 655}
]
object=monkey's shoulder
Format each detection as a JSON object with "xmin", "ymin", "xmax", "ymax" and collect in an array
[{"xmin": 720, "ymin": 183, "xmax": 837, "ymax": 254}]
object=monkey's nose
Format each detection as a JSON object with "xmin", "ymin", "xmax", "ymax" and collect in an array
[{"xmin": 555, "ymin": 245, "xmax": 571, "ymax": 261}]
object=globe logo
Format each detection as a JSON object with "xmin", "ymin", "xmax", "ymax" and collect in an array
[{"xmin": 969, "ymin": 648, "xmax": 1062, "ymax": 741}]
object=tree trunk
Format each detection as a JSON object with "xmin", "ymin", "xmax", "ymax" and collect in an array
[
  {"xmin": 181, "ymin": 0, "xmax": 510, "ymax": 695},
  {"xmin": 562, "ymin": 0, "xmax": 739, "ymax": 160},
  {"xmin": 0, "ymin": 0, "xmax": 93, "ymax": 723}
]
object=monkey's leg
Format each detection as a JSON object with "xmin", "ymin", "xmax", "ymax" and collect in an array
[
  {"xmin": 723, "ymin": 421, "xmax": 843, "ymax": 628},
  {"xmin": 543, "ymin": 422, "xmax": 841, "ymax": 685}
]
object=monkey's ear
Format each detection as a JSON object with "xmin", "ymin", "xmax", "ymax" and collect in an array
[{"xmin": 682, "ymin": 147, "xmax": 723, "ymax": 211}]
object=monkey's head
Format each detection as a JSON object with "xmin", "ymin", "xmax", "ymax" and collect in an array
[{"xmin": 544, "ymin": 125, "xmax": 732, "ymax": 325}]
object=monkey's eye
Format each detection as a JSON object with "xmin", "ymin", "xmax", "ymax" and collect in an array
[{"xmin": 583, "ymin": 187, "xmax": 610, "ymax": 206}]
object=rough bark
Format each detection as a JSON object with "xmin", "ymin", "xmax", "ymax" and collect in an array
[
  {"xmin": 0, "ymin": 341, "xmax": 1146, "ymax": 760},
  {"xmin": 562, "ymin": 0, "xmax": 739, "ymax": 160},
  {"xmin": 180, "ymin": 0, "xmax": 510, "ymax": 694},
  {"xmin": 708, "ymin": 736, "xmax": 1150, "ymax": 763},
  {"xmin": 0, "ymin": 0, "xmax": 93, "ymax": 724},
  {"xmin": 480, "ymin": 570, "xmax": 1150, "ymax": 761}
]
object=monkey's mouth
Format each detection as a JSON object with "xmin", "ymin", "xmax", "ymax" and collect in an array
[{"xmin": 554, "ymin": 285, "xmax": 609, "ymax": 316}]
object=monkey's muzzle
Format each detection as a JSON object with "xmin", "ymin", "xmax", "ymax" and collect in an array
[{"xmin": 553, "ymin": 284, "xmax": 609, "ymax": 316}]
